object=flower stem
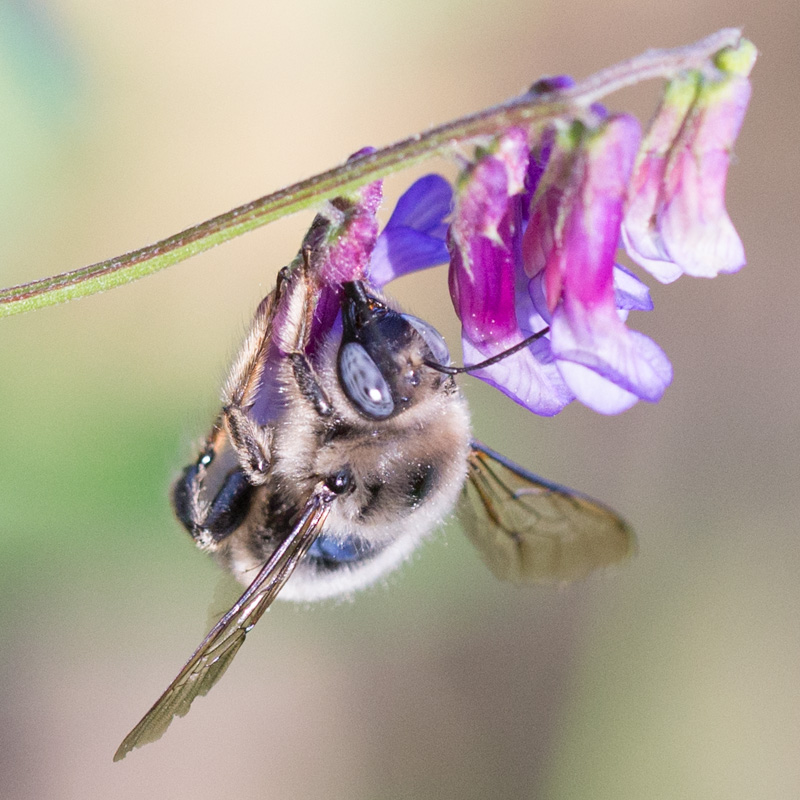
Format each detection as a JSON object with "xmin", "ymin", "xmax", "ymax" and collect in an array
[{"xmin": 0, "ymin": 28, "xmax": 743, "ymax": 318}]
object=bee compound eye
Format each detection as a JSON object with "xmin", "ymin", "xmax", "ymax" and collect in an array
[
  {"xmin": 401, "ymin": 314, "xmax": 451, "ymax": 366},
  {"xmin": 338, "ymin": 342, "xmax": 395, "ymax": 418},
  {"xmin": 325, "ymin": 467, "xmax": 354, "ymax": 495}
]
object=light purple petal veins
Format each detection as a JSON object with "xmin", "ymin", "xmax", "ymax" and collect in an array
[
  {"xmin": 551, "ymin": 304, "xmax": 672, "ymax": 414},
  {"xmin": 657, "ymin": 73, "xmax": 751, "ymax": 278},
  {"xmin": 613, "ymin": 264, "xmax": 653, "ymax": 311},
  {"xmin": 368, "ymin": 174, "xmax": 452, "ymax": 287},
  {"xmin": 461, "ymin": 333, "xmax": 573, "ymax": 417},
  {"xmin": 621, "ymin": 73, "xmax": 700, "ymax": 283}
]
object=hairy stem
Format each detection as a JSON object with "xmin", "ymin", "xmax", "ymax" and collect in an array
[{"xmin": 0, "ymin": 28, "xmax": 742, "ymax": 318}]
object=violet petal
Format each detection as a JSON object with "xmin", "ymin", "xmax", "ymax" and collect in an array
[
  {"xmin": 368, "ymin": 174, "xmax": 452, "ymax": 286},
  {"xmin": 551, "ymin": 304, "xmax": 672, "ymax": 413},
  {"xmin": 462, "ymin": 333, "xmax": 573, "ymax": 416},
  {"xmin": 613, "ymin": 264, "xmax": 653, "ymax": 311}
]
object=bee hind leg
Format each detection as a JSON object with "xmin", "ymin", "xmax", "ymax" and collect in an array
[{"xmin": 172, "ymin": 456, "xmax": 255, "ymax": 551}]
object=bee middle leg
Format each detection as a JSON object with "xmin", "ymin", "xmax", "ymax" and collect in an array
[{"xmin": 173, "ymin": 412, "xmax": 269, "ymax": 550}]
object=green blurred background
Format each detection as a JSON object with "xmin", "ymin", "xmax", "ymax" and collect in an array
[{"xmin": 0, "ymin": 1, "xmax": 797, "ymax": 798}]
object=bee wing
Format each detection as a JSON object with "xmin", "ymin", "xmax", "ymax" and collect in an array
[
  {"xmin": 458, "ymin": 441, "xmax": 635, "ymax": 584},
  {"xmin": 114, "ymin": 488, "xmax": 333, "ymax": 762}
]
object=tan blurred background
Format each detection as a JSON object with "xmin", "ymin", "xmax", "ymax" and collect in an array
[{"xmin": 0, "ymin": 1, "xmax": 797, "ymax": 798}]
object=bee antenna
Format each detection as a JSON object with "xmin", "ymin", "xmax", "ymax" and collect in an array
[{"xmin": 425, "ymin": 327, "xmax": 550, "ymax": 376}]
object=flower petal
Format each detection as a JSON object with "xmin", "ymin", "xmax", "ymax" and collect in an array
[
  {"xmin": 613, "ymin": 264, "xmax": 653, "ymax": 311},
  {"xmin": 551, "ymin": 304, "xmax": 672, "ymax": 414},
  {"xmin": 462, "ymin": 333, "xmax": 572, "ymax": 416},
  {"xmin": 622, "ymin": 40, "xmax": 755, "ymax": 283},
  {"xmin": 369, "ymin": 174, "xmax": 452, "ymax": 286},
  {"xmin": 556, "ymin": 115, "xmax": 642, "ymax": 309},
  {"xmin": 535, "ymin": 115, "xmax": 673, "ymax": 412},
  {"xmin": 657, "ymin": 75, "xmax": 751, "ymax": 277},
  {"xmin": 448, "ymin": 131, "xmax": 529, "ymax": 346},
  {"xmin": 385, "ymin": 173, "xmax": 452, "ymax": 233},
  {"xmin": 621, "ymin": 73, "xmax": 700, "ymax": 283},
  {"xmin": 315, "ymin": 181, "xmax": 383, "ymax": 286}
]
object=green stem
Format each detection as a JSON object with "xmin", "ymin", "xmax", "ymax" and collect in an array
[{"xmin": 0, "ymin": 28, "xmax": 742, "ymax": 318}]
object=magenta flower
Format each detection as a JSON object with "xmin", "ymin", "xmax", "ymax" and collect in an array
[
  {"xmin": 251, "ymin": 170, "xmax": 454, "ymax": 425},
  {"xmin": 622, "ymin": 42, "xmax": 756, "ymax": 282},
  {"xmin": 527, "ymin": 116, "xmax": 672, "ymax": 414},
  {"xmin": 446, "ymin": 120, "xmax": 670, "ymax": 415},
  {"xmin": 447, "ymin": 128, "xmax": 573, "ymax": 415}
]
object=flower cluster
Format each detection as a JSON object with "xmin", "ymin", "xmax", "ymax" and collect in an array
[{"xmin": 295, "ymin": 38, "xmax": 755, "ymax": 417}]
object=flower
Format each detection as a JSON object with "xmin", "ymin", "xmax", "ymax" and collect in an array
[
  {"xmin": 447, "ymin": 128, "xmax": 573, "ymax": 415},
  {"xmin": 368, "ymin": 173, "xmax": 452, "ymax": 287},
  {"xmin": 249, "ymin": 170, "xmax": 453, "ymax": 425},
  {"xmin": 447, "ymin": 120, "xmax": 671, "ymax": 415},
  {"xmin": 622, "ymin": 41, "xmax": 756, "ymax": 282},
  {"xmin": 527, "ymin": 116, "xmax": 672, "ymax": 414}
]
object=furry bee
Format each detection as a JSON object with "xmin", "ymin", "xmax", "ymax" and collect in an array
[{"xmin": 114, "ymin": 233, "xmax": 633, "ymax": 761}]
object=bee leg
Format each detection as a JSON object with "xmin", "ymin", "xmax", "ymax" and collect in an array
[
  {"xmin": 172, "ymin": 458, "xmax": 254, "ymax": 550},
  {"xmin": 288, "ymin": 351, "xmax": 333, "ymax": 417},
  {"xmin": 222, "ymin": 405, "xmax": 273, "ymax": 485}
]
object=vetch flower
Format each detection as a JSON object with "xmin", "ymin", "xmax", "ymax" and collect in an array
[
  {"xmin": 368, "ymin": 173, "xmax": 452, "ymax": 287},
  {"xmin": 447, "ymin": 128, "xmax": 573, "ymax": 415},
  {"xmin": 253, "ymin": 32, "xmax": 754, "ymax": 423},
  {"xmin": 622, "ymin": 40, "xmax": 756, "ymax": 282},
  {"xmin": 447, "ymin": 121, "xmax": 670, "ymax": 416},
  {"xmin": 526, "ymin": 116, "xmax": 673, "ymax": 414}
]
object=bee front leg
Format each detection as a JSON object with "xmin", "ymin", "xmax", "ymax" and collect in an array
[
  {"xmin": 288, "ymin": 352, "xmax": 333, "ymax": 417},
  {"xmin": 222, "ymin": 405, "xmax": 273, "ymax": 484}
]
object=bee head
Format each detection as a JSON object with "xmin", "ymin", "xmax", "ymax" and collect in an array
[{"xmin": 337, "ymin": 281, "xmax": 451, "ymax": 419}]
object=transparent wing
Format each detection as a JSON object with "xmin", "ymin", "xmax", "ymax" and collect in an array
[
  {"xmin": 459, "ymin": 441, "xmax": 635, "ymax": 584},
  {"xmin": 114, "ymin": 489, "xmax": 333, "ymax": 762}
]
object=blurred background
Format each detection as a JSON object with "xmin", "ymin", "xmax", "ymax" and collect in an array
[{"xmin": 0, "ymin": 1, "xmax": 797, "ymax": 797}]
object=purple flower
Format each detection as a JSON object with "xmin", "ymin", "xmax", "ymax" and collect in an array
[
  {"xmin": 302, "ymin": 176, "xmax": 384, "ymax": 358},
  {"xmin": 527, "ymin": 116, "xmax": 672, "ymax": 414},
  {"xmin": 250, "ymin": 171, "xmax": 454, "ymax": 425},
  {"xmin": 446, "ymin": 121, "xmax": 670, "ymax": 415},
  {"xmin": 368, "ymin": 174, "xmax": 452, "ymax": 287},
  {"xmin": 622, "ymin": 42, "xmax": 756, "ymax": 282},
  {"xmin": 447, "ymin": 128, "xmax": 573, "ymax": 415}
]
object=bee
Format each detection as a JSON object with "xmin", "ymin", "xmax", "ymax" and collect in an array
[{"xmin": 114, "ymin": 231, "xmax": 634, "ymax": 761}]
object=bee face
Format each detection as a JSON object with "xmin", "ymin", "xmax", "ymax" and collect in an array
[{"xmin": 336, "ymin": 281, "xmax": 452, "ymax": 420}]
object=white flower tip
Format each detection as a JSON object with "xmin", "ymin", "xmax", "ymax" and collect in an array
[{"xmin": 669, "ymin": 215, "xmax": 746, "ymax": 278}]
